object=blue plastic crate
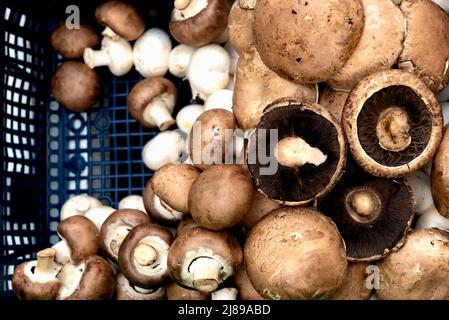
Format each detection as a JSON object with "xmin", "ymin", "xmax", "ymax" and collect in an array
[{"xmin": 0, "ymin": 0, "xmax": 191, "ymax": 299}]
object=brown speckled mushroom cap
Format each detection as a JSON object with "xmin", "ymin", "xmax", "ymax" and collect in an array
[
  {"xmin": 377, "ymin": 228, "xmax": 449, "ymax": 300},
  {"xmin": 343, "ymin": 69, "xmax": 443, "ymax": 178},
  {"xmin": 58, "ymin": 215, "xmax": 100, "ymax": 265},
  {"xmin": 118, "ymin": 223, "xmax": 174, "ymax": 288},
  {"xmin": 244, "ymin": 207, "xmax": 348, "ymax": 300},
  {"xmin": 95, "ymin": 0, "xmax": 145, "ymax": 41},
  {"xmin": 168, "ymin": 226, "xmax": 243, "ymax": 293},
  {"xmin": 116, "ymin": 273, "xmax": 166, "ymax": 300},
  {"xmin": 228, "ymin": 1, "xmax": 255, "ymax": 55},
  {"xmin": 234, "ymin": 267, "xmax": 264, "ymax": 300},
  {"xmin": 329, "ymin": 262, "xmax": 372, "ymax": 300},
  {"xmin": 169, "ymin": 0, "xmax": 231, "ymax": 47},
  {"xmin": 398, "ymin": 0, "xmax": 449, "ymax": 93},
  {"xmin": 51, "ymin": 22, "xmax": 99, "ymax": 59},
  {"xmin": 328, "ymin": 0, "xmax": 405, "ymax": 91},
  {"xmin": 432, "ymin": 126, "xmax": 449, "ymax": 218},
  {"xmin": 253, "ymin": 0, "xmax": 364, "ymax": 84},
  {"xmin": 166, "ymin": 282, "xmax": 210, "ymax": 300},
  {"xmin": 240, "ymin": 190, "xmax": 283, "ymax": 232},
  {"xmin": 319, "ymin": 87, "xmax": 350, "ymax": 123},
  {"xmin": 246, "ymin": 98, "xmax": 346, "ymax": 206}
]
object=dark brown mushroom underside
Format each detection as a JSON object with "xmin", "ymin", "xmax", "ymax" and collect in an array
[
  {"xmin": 357, "ymin": 85, "xmax": 432, "ymax": 166},
  {"xmin": 248, "ymin": 105, "xmax": 340, "ymax": 202}
]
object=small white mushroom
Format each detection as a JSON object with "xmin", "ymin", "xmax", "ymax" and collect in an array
[
  {"xmin": 60, "ymin": 194, "xmax": 102, "ymax": 221},
  {"xmin": 176, "ymin": 104, "xmax": 204, "ymax": 133},
  {"xmin": 84, "ymin": 206, "xmax": 116, "ymax": 230},
  {"xmin": 225, "ymin": 42, "xmax": 239, "ymax": 76},
  {"xmin": 118, "ymin": 195, "xmax": 147, "ymax": 213},
  {"xmin": 133, "ymin": 29, "xmax": 172, "ymax": 78},
  {"xmin": 211, "ymin": 287, "xmax": 238, "ymax": 300},
  {"xmin": 168, "ymin": 44, "xmax": 196, "ymax": 78},
  {"xmin": 416, "ymin": 207, "xmax": 449, "ymax": 230},
  {"xmin": 142, "ymin": 131, "xmax": 185, "ymax": 171},
  {"xmin": 84, "ymin": 37, "xmax": 133, "ymax": 76},
  {"xmin": 204, "ymin": 89, "xmax": 234, "ymax": 112},
  {"xmin": 405, "ymin": 171, "xmax": 434, "ymax": 215},
  {"xmin": 52, "ymin": 240, "xmax": 71, "ymax": 265}
]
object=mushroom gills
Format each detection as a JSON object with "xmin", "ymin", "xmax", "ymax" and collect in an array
[{"xmin": 56, "ymin": 262, "xmax": 86, "ymax": 300}]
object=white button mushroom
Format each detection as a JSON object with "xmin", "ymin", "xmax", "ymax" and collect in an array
[
  {"xmin": 211, "ymin": 288, "xmax": 238, "ymax": 300},
  {"xmin": 60, "ymin": 194, "xmax": 102, "ymax": 221},
  {"xmin": 405, "ymin": 171, "xmax": 434, "ymax": 215},
  {"xmin": 84, "ymin": 206, "xmax": 116, "ymax": 230},
  {"xmin": 133, "ymin": 28, "xmax": 172, "ymax": 78},
  {"xmin": 168, "ymin": 44, "xmax": 196, "ymax": 78},
  {"xmin": 118, "ymin": 195, "xmax": 147, "ymax": 214},
  {"xmin": 176, "ymin": 104, "xmax": 204, "ymax": 134},
  {"xmin": 416, "ymin": 207, "xmax": 449, "ymax": 230},
  {"xmin": 84, "ymin": 37, "xmax": 133, "ymax": 76},
  {"xmin": 142, "ymin": 131, "xmax": 185, "ymax": 171},
  {"xmin": 225, "ymin": 42, "xmax": 239, "ymax": 76},
  {"xmin": 204, "ymin": 89, "xmax": 234, "ymax": 112}
]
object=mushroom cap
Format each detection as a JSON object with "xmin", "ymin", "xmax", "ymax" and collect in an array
[
  {"xmin": 118, "ymin": 223, "xmax": 174, "ymax": 288},
  {"xmin": 176, "ymin": 215, "xmax": 198, "ymax": 237},
  {"xmin": 319, "ymin": 87, "xmax": 349, "ymax": 123},
  {"xmin": 51, "ymin": 61, "xmax": 100, "ymax": 112},
  {"xmin": 166, "ymin": 282, "xmax": 211, "ymax": 300},
  {"xmin": 128, "ymin": 77, "xmax": 178, "ymax": 129},
  {"xmin": 168, "ymin": 226, "xmax": 243, "ymax": 290},
  {"xmin": 234, "ymin": 268, "xmax": 264, "ymax": 300},
  {"xmin": 57, "ymin": 215, "xmax": 100, "ymax": 264},
  {"xmin": 100, "ymin": 209, "xmax": 151, "ymax": 261},
  {"xmin": 51, "ymin": 22, "xmax": 99, "ymax": 59},
  {"xmin": 328, "ymin": 0, "xmax": 405, "ymax": 91},
  {"xmin": 169, "ymin": 0, "xmax": 231, "ymax": 47},
  {"xmin": 329, "ymin": 262, "xmax": 372, "ymax": 300},
  {"xmin": 247, "ymin": 98, "xmax": 347, "ymax": 205},
  {"xmin": 233, "ymin": 50, "xmax": 318, "ymax": 131},
  {"xmin": 142, "ymin": 131, "xmax": 184, "ymax": 171},
  {"xmin": 189, "ymin": 165, "xmax": 254, "ymax": 230},
  {"xmin": 228, "ymin": 1, "xmax": 255, "ymax": 55},
  {"xmin": 116, "ymin": 273, "xmax": 166, "ymax": 300},
  {"xmin": 398, "ymin": 0, "xmax": 449, "ymax": 93},
  {"xmin": 245, "ymin": 207, "xmax": 348, "ymax": 300},
  {"xmin": 95, "ymin": 0, "xmax": 145, "ymax": 41},
  {"xmin": 432, "ymin": 125, "xmax": 449, "ymax": 218},
  {"xmin": 188, "ymin": 109, "xmax": 237, "ymax": 171},
  {"xmin": 253, "ymin": 0, "xmax": 364, "ymax": 84},
  {"xmin": 151, "ymin": 164, "xmax": 200, "ymax": 214},
  {"xmin": 343, "ymin": 69, "xmax": 443, "ymax": 178},
  {"xmin": 377, "ymin": 228, "xmax": 449, "ymax": 300},
  {"xmin": 240, "ymin": 190, "xmax": 283, "ymax": 232}
]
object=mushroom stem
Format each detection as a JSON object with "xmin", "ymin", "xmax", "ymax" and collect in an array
[
  {"xmin": 142, "ymin": 99, "xmax": 176, "ymax": 131},
  {"xmin": 174, "ymin": 0, "xmax": 191, "ymax": 10},
  {"xmin": 101, "ymin": 26, "xmax": 120, "ymax": 41},
  {"xmin": 84, "ymin": 48, "xmax": 112, "ymax": 69},
  {"xmin": 133, "ymin": 244, "xmax": 158, "ymax": 266},
  {"xmin": 75, "ymin": 197, "xmax": 91, "ymax": 213},
  {"xmin": 274, "ymin": 137, "xmax": 327, "ymax": 168},
  {"xmin": 35, "ymin": 248, "xmax": 57, "ymax": 275},
  {"xmin": 346, "ymin": 189, "xmax": 381, "ymax": 223},
  {"xmin": 376, "ymin": 107, "xmax": 411, "ymax": 152},
  {"xmin": 134, "ymin": 286, "xmax": 154, "ymax": 294},
  {"xmin": 190, "ymin": 257, "xmax": 222, "ymax": 293}
]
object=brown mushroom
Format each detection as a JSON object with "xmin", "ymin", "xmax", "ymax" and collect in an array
[
  {"xmin": 377, "ymin": 228, "xmax": 449, "ymax": 300},
  {"xmin": 432, "ymin": 126, "xmax": 449, "ymax": 218},
  {"xmin": 189, "ymin": 165, "xmax": 254, "ymax": 231},
  {"xmin": 12, "ymin": 248, "xmax": 61, "ymax": 300},
  {"xmin": 95, "ymin": 0, "xmax": 145, "ymax": 41},
  {"xmin": 51, "ymin": 22, "xmax": 99, "ymax": 59},
  {"xmin": 398, "ymin": 0, "xmax": 449, "ymax": 93},
  {"xmin": 234, "ymin": 267, "xmax": 264, "ymax": 300},
  {"xmin": 168, "ymin": 225, "xmax": 243, "ymax": 293},
  {"xmin": 343, "ymin": 69, "xmax": 443, "ymax": 178},
  {"xmin": 128, "ymin": 77, "xmax": 178, "ymax": 131},
  {"xmin": 329, "ymin": 262, "xmax": 372, "ymax": 300},
  {"xmin": 51, "ymin": 61, "xmax": 100, "ymax": 112},
  {"xmin": 169, "ymin": 0, "xmax": 231, "ymax": 47},
  {"xmin": 253, "ymin": 0, "xmax": 364, "ymax": 84},
  {"xmin": 151, "ymin": 164, "xmax": 200, "ymax": 214},
  {"xmin": 118, "ymin": 223, "xmax": 174, "ymax": 288},
  {"xmin": 166, "ymin": 282, "xmax": 211, "ymax": 300},
  {"xmin": 240, "ymin": 190, "xmax": 283, "ymax": 233},
  {"xmin": 100, "ymin": 209, "xmax": 151, "ymax": 262},
  {"xmin": 116, "ymin": 273, "xmax": 166, "ymax": 300},
  {"xmin": 245, "ymin": 207, "xmax": 348, "ymax": 300},
  {"xmin": 319, "ymin": 86, "xmax": 349, "ymax": 123},
  {"xmin": 228, "ymin": 1, "xmax": 255, "ymax": 55}
]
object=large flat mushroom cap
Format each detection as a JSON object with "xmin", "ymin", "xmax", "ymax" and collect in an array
[
  {"xmin": 253, "ymin": 0, "xmax": 364, "ymax": 84},
  {"xmin": 398, "ymin": 0, "xmax": 449, "ymax": 93},
  {"xmin": 328, "ymin": 0, "xmax": 406, "ymax": 91}
]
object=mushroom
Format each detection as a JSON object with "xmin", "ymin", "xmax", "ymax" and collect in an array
[
  {"xmin": 233, "ymin": 49, "xmax": 318, "ymax": 131},
  {"xmin": 432, "ymin": 0, "xmax": 449, "ymax": 13},
  {"xmin": 118, "ymin": 223, "xmax": 174, "ymax": 288},
  {"xmin": 189, "ymin": 165, "xmax": 254, "ymax": 230},
  {"xmin": 441, "ymin": 102, "xmax": 449, "ymax": 125},
  {"xmin": 12, "ymin": 248, "xmax": 61, "ymax": 300},
  {"xmin": 329, "ymin": 262, "xmax": 372, "ymax": 300},
  {"xmin": 398, "ymin": 0, "xmax": 449, "ymax": 93},
  {"xmin": 142, "ymin": 131, "xmax": 184, "ymax": 171},
  {"xmin": 168, "ymin": 225, "xmax": 243, "ymax": 293},
  {"xmin": 133, "ymin": 28, "xmax": 172, "ymax": 78},
  {"xmin": 245, "ymin": 207, "xmax": 348, "ymax": 300},
  {"xmin": 238, "ymin": 0, "xmax": 258, "ymax": 10},
  {"xmin": 176, "ymin": 104, "xmax": 204, "ymax": 134},
  {"xmin": 432, "ymin": 125, "xmax": 449, "ymax": 218},
  {"xmin": 151, "ymin": 164, "xmax": 200, "ymax": 214},
  {"xmin": 327, "ymin": 0, "xmax": 405, "ymax": 91},
  {"xmin": 211, "ymin": 288, "xmax": 238, "ymax": 300},
  {"xmin": 166, "ymin": 282, "xmax": 210, "ymax": 300},
  {"xmin": 405, "ymin": 170, "xmax": 434, "ymax": 215},
  {"xmin": 51, "ymin": 22, "xmax": 99, "ymax": 59},
  {"xmin": 228, "ymin": 1, "xmax": 255, "ymax": 55},
  {"xmin": 187, "ymin": 44, "xmax": 231, "ymax": 100},
  {"xmin": 377, "ymin": 228, "xmax": 449, "ymax": 300},
  {"xmin": 240, "ymin": 191, "xmax": 282, "ymax": 233},
  {"xmin": 253, "ymin": 0, "xmax": 364, "ymax": 84},
  {"xmin": 100, "ymin": 209, "xmax": 151, "ymax": 262},
  {"xmin": 225, "ymin": 42, "xmax": 239, "ymax": 77},
  {"xmin": 343, "ymin": 69, "xmax": 443, "ymax": 178},
  {"xmin": 60, "ymin": 194, "xmax": 102, "ymax": 221},
  {"xmin": 204, "ymin": 89, "xmax": 233, "ymax": 113},
  {"xmin": 52, "ymin": 216, "xmax": 100, "ymax": 265},
  {"xmin": 234, "ymin": 268, "xmax": 264, "ymax": 300},
  {"xmin": 84, "ymin": 206, "xmax": 116, "ymax": 230},
  {"xmin": 247, "ymin": 98, "xmax": 346, "ymax": 206},
  {"xmin": 57, "ymin": 255, "xmax": 115, "ymax": 300},
  {"xmin": 128, "ymin": 77, "xmax": 177, "ymax": 131},
  {"xmin": 84, "ymin": 37, "xmax": 133, "ymax": 77},
  {"xmin": 168, "ymin": 44, "xmax": 196, "ymax": 78},
  {"xmin": 116, "ymin": 273, "xmax": 166, "ymax": 300},
  {"xmin": 317, "ymin": 160, "xmax": 415, "ymax": 261},
  {"xmin": 416, "ymin": 208, "xmax": 449, "ymax": 230},
  {"xmin": 51, "ymin": 61, "xmax": 100, "ymax": 112},
  {"xmin": 169, "ymin": 0, "xmax": 231, "ymax": 47},
  {"xmin": 319, "ymin": 87, "xmax": 349, "ymax": 123},
  {"xmin": 95, "ymin": 0, "xmax": 145, "ymax": 41},
  {"xmin": 118, "ymin": 195, "xmax": 147, "ymax": 214}
]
